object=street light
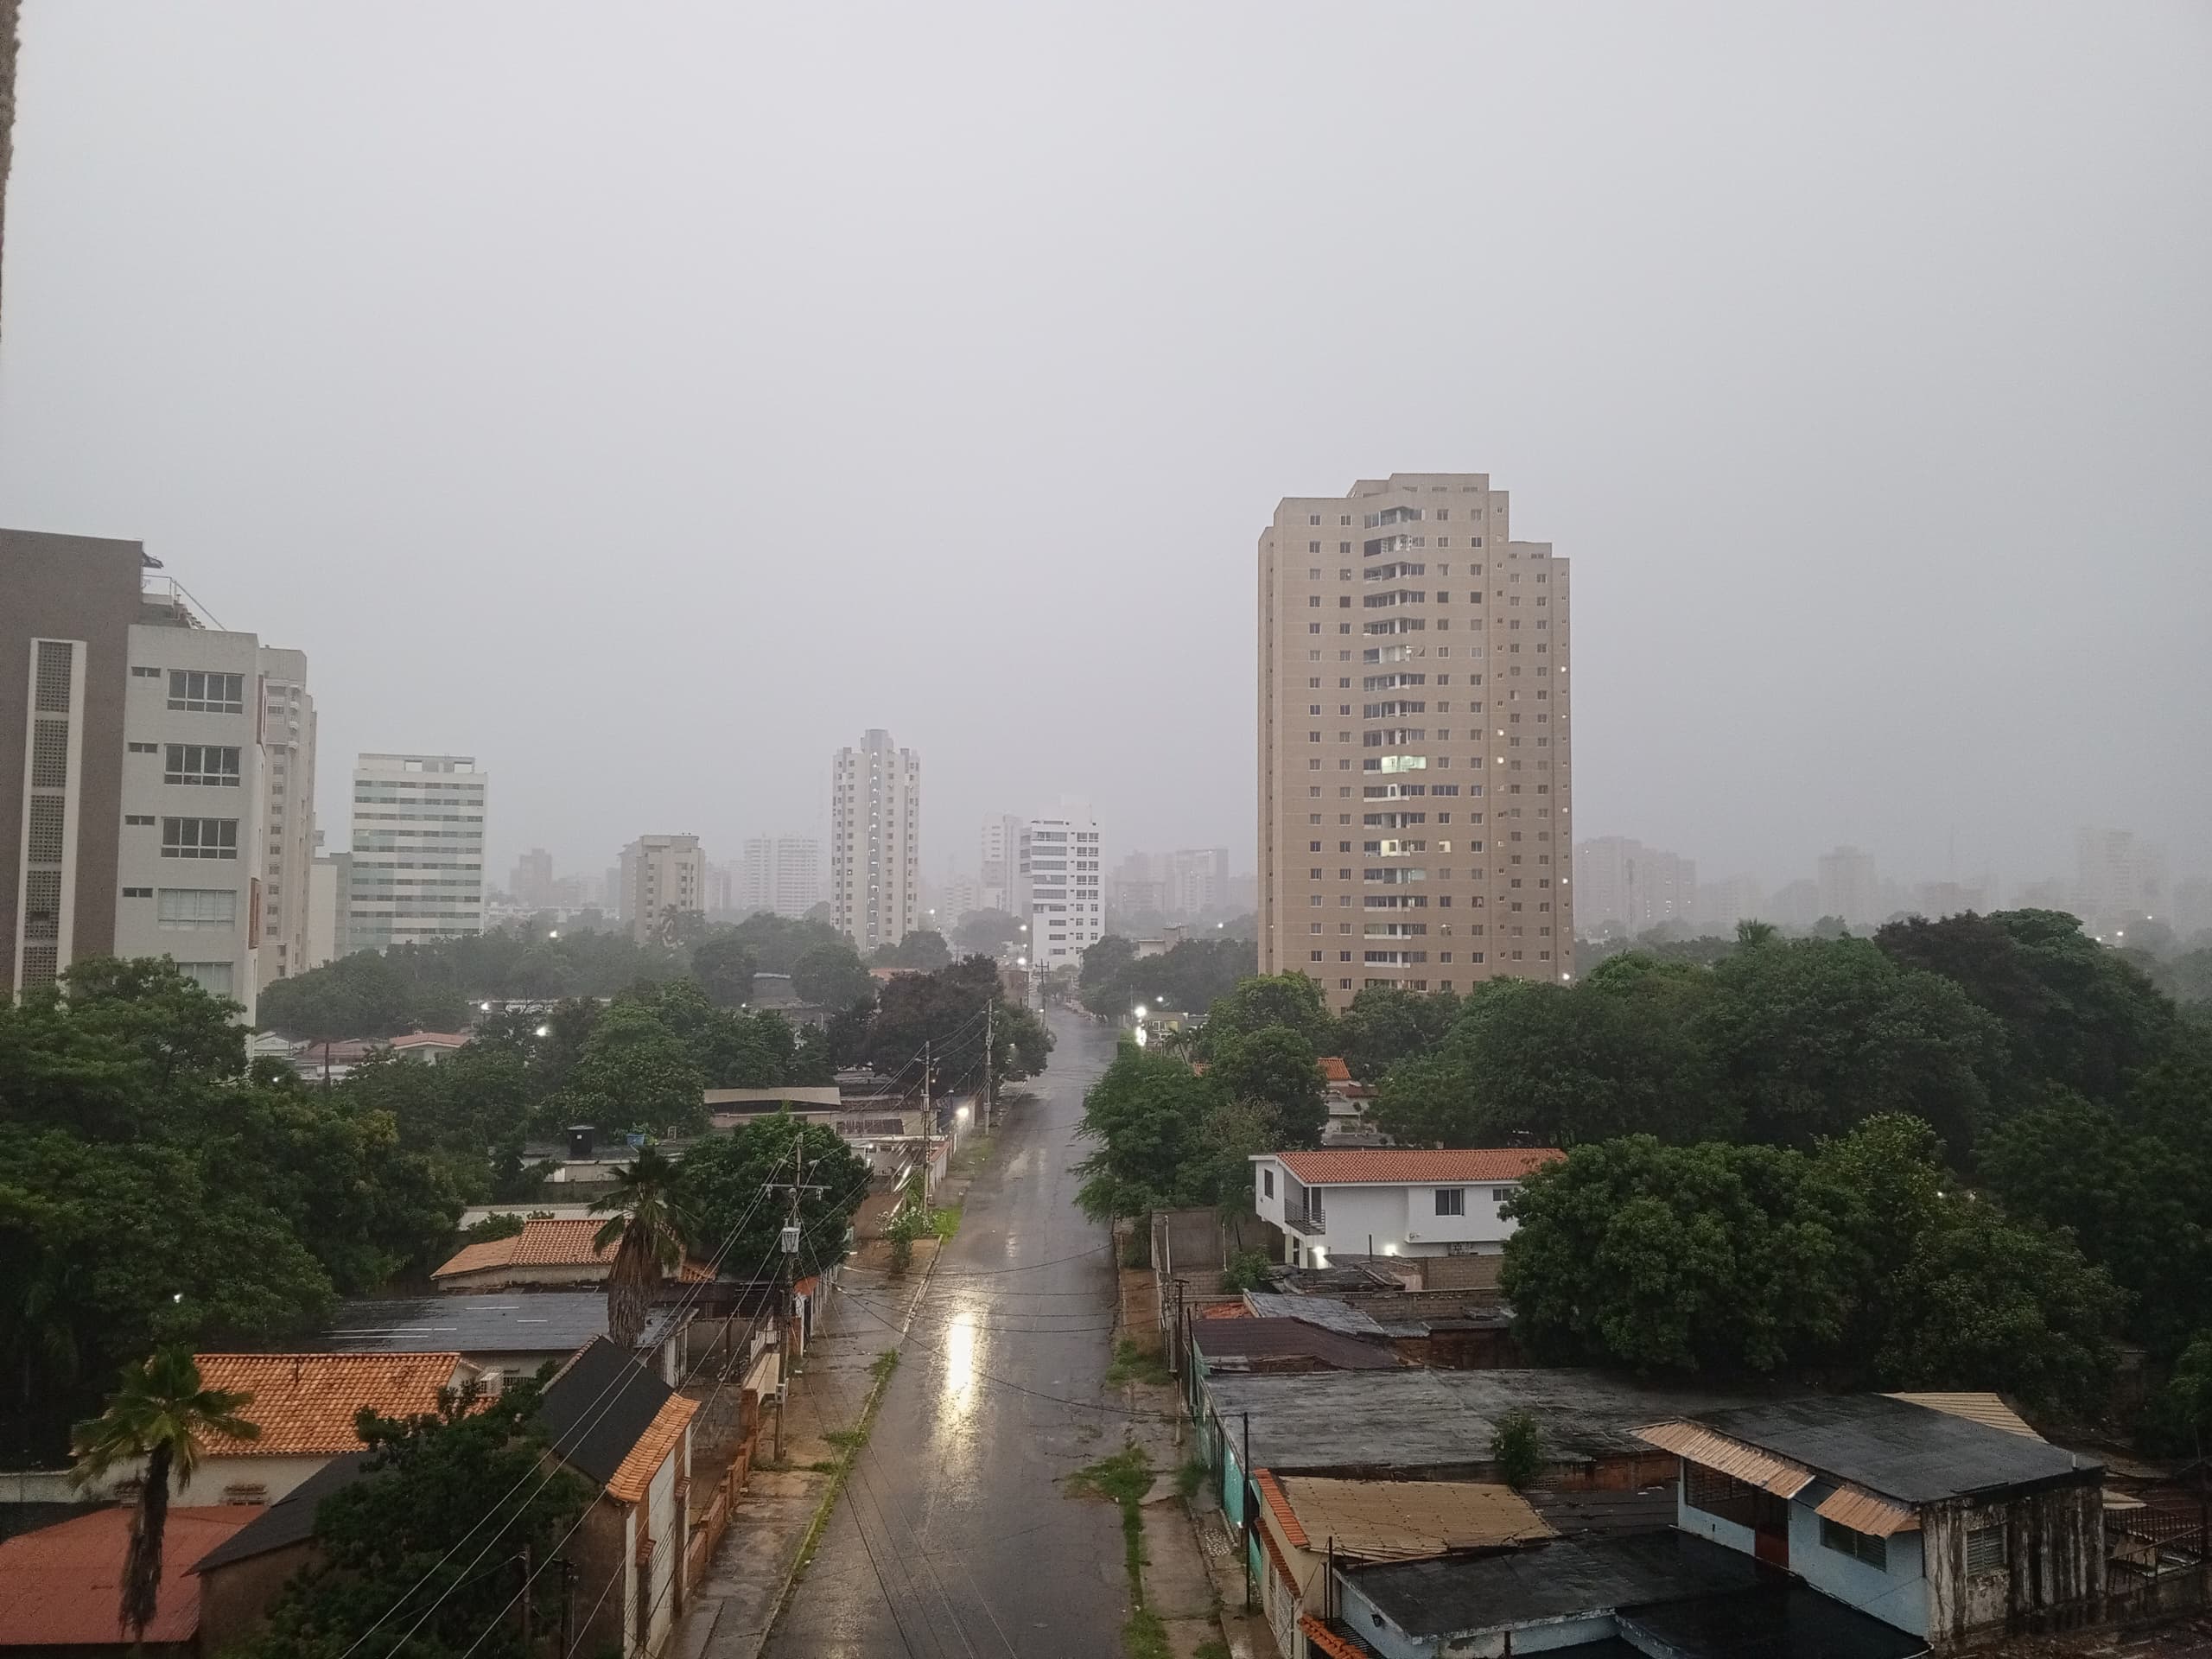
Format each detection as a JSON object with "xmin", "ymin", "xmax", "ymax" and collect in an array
[
  {"xmin": 1135, "ymin": 1004, "xmax": 1148, "ymax": 1019},
  {"xmin": 534, "ymin": 1024, "xmax": 550, "ymax": 1039}
]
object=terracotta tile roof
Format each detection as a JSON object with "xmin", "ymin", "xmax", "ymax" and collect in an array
[
  {"xmin": 792, "ymin": 1275, "xmax": 819, "ymax": 1298},
  {"xmin": 603, "ymin": 1394, "xmax": 699, "ymax": 1504},
  {"xmin": 388, "ymin": 1031, "xmax": 470, "ymax": 1049},
  {"xmin": 0, "ymin": 1507, "xmax": 258, "ymax": 1645},
  {"xmin": 1255, "ymin": 1469, "xmax": 1309, "ymax": 1548},
  {"xmin": 1300, "ymin": 1614, "xmax": 1370, "ymax": 1659},
  {"xmin": 433, "ymin": 1218, "xmax": 715, "ymax": 1282},
  {"xmin": 191, "ymin": 1353, "xmax": 467, "ymax": 1456},
  {"xmin": 1319, "ymin": 1056, "xmax": 1352, "ymax": 1084},
  {"xmin": 1273, "ymin": 1148, "xmax": 1564, "ymax": 1185}
]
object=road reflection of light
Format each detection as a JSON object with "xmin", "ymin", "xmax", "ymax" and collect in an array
[{"xmin": 944, "ymin": 1306, "xmax": 979, "ymax": 1414}]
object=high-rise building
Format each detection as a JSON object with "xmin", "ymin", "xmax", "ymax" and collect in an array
[
  {"xmin": 2, "ymin": 530, "xmax": 143, "ymax": 997},
  {"xmin": 306, "ymin": 834, "xmax": 348, "ymax": 969},
  {"xmin": 1022, "ymin": 804, "xmax": 1103, "ymax": 972},
  {"xmin": 509, "ymin": 847, "xmax": 555, "ymax": 909},
  {"xmin": 2075, "ymin": 827, "xmax": 2165, "ymax": 930},
  {"xmin": 1694, "ymin": 874, "xmax": 1765, "ymax": 935},
  {"xmin": 619, "ymin": 834, "xmax": 708, "ymax": 943},
  {"xmin": 1257, "ymin": 473, "xmax": 1573, "ymax": 1009},
  {"xmin": 831, "ymin": 730, "xmax": 920, "ymax": 952},
  {"xmin": 1573, "ymin": 837, "xmax": 1696, "ymax": 937},
  {"xmin": 735, "ymin": 836, "xmax": 823, "ymax": 918},
  {"xmin": 1166, "ymin": 847, "xmax": 1232, "ymax": 918},
  {"xmin": 1815, "ymin": 846, "xmax": 1882, "ymax": 929},
  {"xmin": 346, "ymin": 754, "xmax": 487, "ymax": 952},
  {"xmin": 979, "ymin": 813, "xmax": 1025, "ymax": 915},
  {"xmin": 256, "ymin": 648, "xmax": 316, "ymax": 988}
]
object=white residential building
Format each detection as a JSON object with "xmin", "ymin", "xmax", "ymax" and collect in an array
[
  {"xmin": 737, "ymin": 835, "xmax": 823, "ymax": 918},
  {"xmin": 346, "ymin": 753, "xmax": 487, "ymax": 952},
  {"xmin": 255, "ymin": 648, "xmax": 316, "ymax": 989},
  {"xmin": 116, "ymin": 620, "xmax": 269, "ymax": 1020},
  {"xmin": 830, "ymin": 730, "xmax": 920, "ymax": 952},
  {"xmin": 2075, "ymin": 826, "xmax": 2166, "ymax": 931},
  {"xmin": 1166, "ymin": 846, "xmax": 1232, "ymax": 918},
  {"xmin": 1249, "ymin": 1148, "xmax": 1564, "ymax": 1268},
  {"xmin": 979, "ymin": 813, "xmax": 1026, "ymax": 916},
  {"xmin": 1574, "ymin": 836, "xmax": 1698, "ymax": 937},
  {"xmin": 1020, "ymin": 804, "xmax": 1103, "ymax": 972},
  {"xmin": 619, "ymin": 833, "xmax": 708, "ymax": 943}
]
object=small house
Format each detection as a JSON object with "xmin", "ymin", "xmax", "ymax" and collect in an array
[
  {"xmin": 1249, "ymin": 1148, "xmax": 1563, "ymax": 1268},
  {"xmin": 431, "ymin": 1218, "xmax": 716, "ymax": 1293}
]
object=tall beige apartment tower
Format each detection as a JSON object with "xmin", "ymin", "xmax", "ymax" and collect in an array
[
  {"xmin": 831, "ymin": 729, "xmax": 920, "ymax": 953},
  {"xmin": 1257, "ymin": 472, "xmax": 1573, "ymax": 1010}
]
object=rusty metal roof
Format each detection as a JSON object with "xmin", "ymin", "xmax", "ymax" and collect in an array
[
  {"xmin": 1633, "ymin": 1420, "xmax": 1813, "ymax": 1497},
  {"xmin": 1815, "ymin": 1484, "xmax": 1921, "ymax": 1537},
  {"xmin": 1882, "ymin": 1392, "xmax": 2040, "ymax": 1441}
]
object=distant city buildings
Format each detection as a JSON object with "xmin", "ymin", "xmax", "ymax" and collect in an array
[
  {"xmin": 2075, "ymin": 826, "xmax": 2165, "ymax": 931},
  {"xmin": 1257, "ymin": 471, "xmax": 1573, "ymax": 1008},
  {"xmin": 831, "ymin": 729, "xmax": 920, "ymax": 952},
  {"xmin": 1021, "ymin": 804, "xmax": 1103, "ymax": 973},
  {"xmin": 1815, "ymin": 845, "xmax": 1883, "ymax": 931},
  {"xmin": 1106, "ymin": 846, "xmax": 1236, "ymax": 927},
  {"xmin": 978, "ymin": 813, "xmax": 1025, "ymax": 915},
  {"xmin": 509, "ymin": 846, "xmax": 555, "ymax": 910},
  {"xmin": 346, "ymin": 753, "xmax": 486, "ymax": 953},
  {"xmin": 618, "ymin": 834, "xmax": 707, "ymax": 942},
  {"xmin": 1573, "ymin": 837, "xmax": 1696, "ymax": 937},
  {"xmin": 256, "ymin": 649, "xmax": 317, "ymax": 989}
]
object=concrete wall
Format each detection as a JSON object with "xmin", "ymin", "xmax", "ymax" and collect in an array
[
  {"xmin": 1789, "ymin": 1497, "xmax": 1929, "ymax": 1638},
  {"xmin": 196, "ymin": 1538, "xmax": 317, "ymax": 1651},
  {"xmin": 1923, "ymin": 1484, "xmax": 2104, "ymax": 1648},
  {"xmin": 1675, "ymin": 1483, "xmax": 1760, "ymax": 1558},
  {"xmin": 1253, "ymin": 1164, "xmax": 1523, "ymax": 1261},
  {"xmin": 1332, "ymin": 1572, "xmax": 1618, "ymax": 1659}
]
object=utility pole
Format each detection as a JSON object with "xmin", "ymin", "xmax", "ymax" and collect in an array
[
  {"xmin": 762, "ymin": 1147, "xmax": 825, "ymax": 1464},
  {"xmin": 559, "ymin": 1557, "xmax": 575, "ymax": 1656},
  {"xmin": 983, "ymin": 996, "xmax": 995, "ymax": 1134},
  {"xmin": 518, "ymin": 1544, "xmax": 532, "ymax": 1650},
  {"xmin": 921, "ymin": 1039, "xmax": 932, "ymax": 1204}
]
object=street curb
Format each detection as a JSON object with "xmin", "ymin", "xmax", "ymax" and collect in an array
[{"xmin": 758, "ymin": 1240, "xmax": 943, "ymax": 1645}]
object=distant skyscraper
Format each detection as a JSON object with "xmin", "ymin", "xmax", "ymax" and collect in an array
[
  {"xmin": 347, "ymin": 754, "xmax": 486, "ymax": 952},
  {"xmin": 1815, "ymin": 846, "xmax": 1882, "ymax": 929},
  {"xmin": 2075, "ymin": 827, "xmax": 2165, "ymax": 929},
  {"xmin": 1257, "ymin": 472, "xmax": 1573, "ymax": 1008},
  {"xmin": 619, "ymin": 834, "xmax": 708, "ymax": 943},
  {"xmin": 510, "ymin": 847, "xmax": 555, "ymax": 909},
  {"xmin": 979, "ymin": 813, "xmax": 1025, "ymax": 914},
  {"xmin": 1166, "ymin": 847, "xmax": 1232, "ymax": 918},
  {"xmin": 1573, "ymin": 837, "xmax": 1696, "ymax": 937},
  {"xmin": 1022, "ymin": 803, "xmax": 1103, "ymax": 972},
  {"xmin": 736, "ymin": 835, "xmax": 823, "ymax": 918},
  {"xmin": 831, "ymin": 730, "xmax": 920, "ymax": 951},
  {"xmin": 256, "ymin": 648, "xmax": 317, "ymax": 989}
]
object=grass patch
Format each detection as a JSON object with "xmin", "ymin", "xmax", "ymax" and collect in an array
[
  {"xmin": 1194, "ymin": 1641, "xmax": 1230, "ymax": 1659},
  {"xmin": 1071, "ymin": 1446, "xmax": 1170, "ymax": 1659},
  {"xmin": 1104, "ymin": 1338, "xmax": 1174, "ymax": 1389},
  {"xmin": 822, "ymin": 1427, "xmax": 868, "ymax": 1452},
  {"xmin": 931, "ymin": 1205, "xmax": 963, "ymax": 1241},
  {"xmin": 1174, "ymin": 1458, "xmax": 1209, "ymax": 1503},
  {"xmin": 868, "ymin": 1349, "xmax": 900, "ymax": 1382},
  {"xmin": 1125, "ymin": 1605, "xmax": 1172, "ymax": 1659}
]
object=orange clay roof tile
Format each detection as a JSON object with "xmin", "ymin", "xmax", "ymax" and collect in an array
[
  {"xmin": 190, "ymin": 1353, "xmax": 467, "ymax": 1456},
  {"xmin": 1273, "ymin": 1148, "xmax": 1563, "ymax": 1185},
  {"xmin": 603, "ymin": 1394, "xmax": 699, "ymax": 1505}
]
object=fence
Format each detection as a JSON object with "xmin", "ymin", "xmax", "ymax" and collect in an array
[{"xmin": 2106, "ymin": 1487, "xmax": 2210, "ymax": 1627}]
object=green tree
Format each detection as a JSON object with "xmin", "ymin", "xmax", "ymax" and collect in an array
[
  {"xmin": 1337, "ymin": 986, "xmax": 1460, "ymax": 1081},
  {"xmin": 1080, "ymin": 934, "xmax": 1138, "ymax": 990},
  {"xmin": 1073, "ymin": 1043, "xmax": 1224, "ymax": 1221},
  {"xmin": 690, "ymin": 931, "xmax": 759, "ymax": 1008},
  {"xmin": 1369, "ymin": 1054, "xmax": 1486, "ymax": 1148},
  {"xmin": 792, "ymin": 942, "xmax": 877, "ymax": 1009},
  {"xmin": 677, "ymin": 1114, "xmax": 871, "ymax": 1282},
  {"xmin": 71, "ymin": 1348, "xmax": 258, "ymax": 1643},
  {"xmin": 955, "ymin": 908, "xmax": 1026, "ymax": 957},
  {"xmin": 873, "ymin": 929, "xmax": 952, "ymax": 970},
  {"xmin": 1196, "ymin": 973, "xmax": 1337, "ymax": 1059},
  {"xmin": 1491, "ymin": 1410, "xmax": 1541, "ymax": 1491},
  {"xmin": 592, "ymin": 1147, "xmax": 689, "ymax": 1349},
  {"xmin": 551, "ymin": 1000, "xmax": 708, "ymax": 1135},
  {"xmin": 1208, "ymin": 1025, "xmax": 1328, "ymax": 1148},
  {"xmin": 234, "ymin": 1375, "xmax": 589, "ymax": 1659}
]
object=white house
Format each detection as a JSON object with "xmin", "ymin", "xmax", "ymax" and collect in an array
[{"xmin": 1249, "ymin": 1147, "xmax": 1563, "ymax": 1267}]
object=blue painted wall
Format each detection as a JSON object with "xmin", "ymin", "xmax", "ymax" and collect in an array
[{"xmin": 1787, "ymin": 1501, "xmax": 1928, "ymax": 1637}]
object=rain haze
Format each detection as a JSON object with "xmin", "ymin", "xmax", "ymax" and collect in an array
[{"xmin": 3, "ymin": 3, "xmax": 2207, "ymax": 898}]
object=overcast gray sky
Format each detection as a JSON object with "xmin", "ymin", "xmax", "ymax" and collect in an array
[{"xmin": 3, "ymin": 3, "xmax": 2206, "ymax": 896}]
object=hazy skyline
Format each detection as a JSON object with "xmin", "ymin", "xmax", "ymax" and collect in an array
[{"xmin": 2, "ymin": 4, "xmax": 2205, "ymax": 896}]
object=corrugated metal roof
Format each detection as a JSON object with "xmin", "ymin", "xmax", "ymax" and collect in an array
[
  {"xmin": 1276, "ymin": 1475, "xmax": 1554, "ymax": 1560},
  {"xmin": 1816, "ymin": 1484, "xmax": 1922, "ymax": 1537},
  {"xmin": 1274, "ymin": 1148, "xmax": 1564, "ymax": 1185},
  {"xmin": 0, "ymin": 1507, "xmax": 257, "ymax": 1644},
  {"xmin": 1633, "ymin": 1420, "xmax": 1814, "ymax": 1497},
  {"xmin": 1883, "ymin": 1392, "xmax": 2041, "ymax": 1441}
]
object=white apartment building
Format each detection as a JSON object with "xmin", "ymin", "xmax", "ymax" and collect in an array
[
  {"xmin": 831, "ymin": 731, "xmax": 920, "ymax": 952},
  {"xmin": 1020, "ymin": 804, "xmax": 1103, "ymax": 971},
  {"xmin": 1573, "ymin": 836, "xmax": 1696, "ymax": 938},
  {"xmin": 2075, "ymin": 827, "xmax": 2165, "ymax": 931},
  {"xmin": 1166, "ymin": 846, "xmax": 1232, "ymax": 918},
  {"xmin": 1249, "ymin": 1148, "xmax": 1563, "ymax": 1268},
  {"xmin": 116, "ymin": 620, "xmax": 269, "ymax": 1020},
  {"xmin": 979, "ymin": 813, "xmax": 1026, "ymax": 916},
  {"xmin": 619, "ymin": 834, "xmax": 708, "ymax": 943},
  {"xmin": 1815, "ymin": 845, "xmax": 1883, "ymax": 930},
  {"xmin": 346, "ymin": 754, "xmax": 486, "ymax": 952},
  {"xmin": 737, "ymin": 835, "xmax": 823, "ymax": 919},
  {"xmin": 255, "ymin": 648, "xmax": 316, "ymax": 988}
]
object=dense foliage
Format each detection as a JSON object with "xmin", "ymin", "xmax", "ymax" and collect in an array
[
  {"xmin": 860, "ymin": 955, "xmax": 1052, "ymax": 1098},
  {"xmin": 1078, "ymin": 934, "xmax": 1257, "ymax": 1020},
  {"xmin": 0, "ymin": 961, "xmax": 465, "ymax": 1462},
  {"xmin": 676, "ymin": 1112, "xmax": 874, "ymax": 1282},
  {"xmin": 232, "ymin": 1376, "xmax": 591, "ymax": 1659}
]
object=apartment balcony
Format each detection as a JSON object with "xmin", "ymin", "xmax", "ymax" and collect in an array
[{"xmin": 1281, "ymin": 1210, "xmax": 1325, "ymax": 1237}]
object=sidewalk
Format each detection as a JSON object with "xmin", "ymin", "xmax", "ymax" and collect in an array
[{"xmin": 675, "ymin": 1240, "xmax": 938, "ymax": 1659}]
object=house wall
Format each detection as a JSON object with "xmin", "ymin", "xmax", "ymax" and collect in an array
[
  {"xmin": 1922, "ymin": 1484, "xmax": 2104, "ymax": 1648},
  {"xmin": 1332, "ymin": 1573, "xmax": 1617, "ymax": 1659},
  {"xmin": 178, "ymin": 1453, "xmax": 334, "ymax": 1506},
  {"xmin": 196, "ymin": 1540, "xmax": 318, "ymax": 1651},
  {"xmin": 1789, "ymin": 1498, "xmax": 1929, "ymax": 1638},
  {"xmin": 1675, "ymin": 1484, "xmax": 1759, "ymax": 1558},
  {"xmin": 641, "ymin": 1439, "xmax": 685, "ymax": 1654},
  {"xmin": 571, "ymin": 1502, "xmax": 630, "ymax": 1659},
  {"xmin": 1249, "ymin": 1163, "xmax": 1525, "ymax": 1262}
]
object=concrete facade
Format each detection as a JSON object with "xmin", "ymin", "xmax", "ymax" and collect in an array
[
  {"xmin": 735, "ymin": 834, "xmax": 822, "ymax": 918},
  {"xmin": 619, "ymin": 833, "xmax": 708, "ymax": 943},
  {"xmin": 346, "ymin": 753, "xmax": 486, "ymax": 951},
  {"xmin": 1573, "ymin": 836, "xmax": 1696, "ymax": 938},
  {"xmin": 830, "ymin": 729, "xmax": 919, "ymax": 952},
  {"xmin": 1258, "ymin": 473, "xmax": 1573, "ymax": 1011},
  {"xmin": 1, "ymin": 529, "xmax": 143, "ymax": 996},
  {"xmin": 1021, "ymin": 804, "xmax": 1102, "ymax": 972},
  {"xmin": 116, "ymin": 620, "xmax": 268, "ymax": 1020},
  {"xmin": 1251, "ymin": 1157, "xmax": 1530, "ymax": 1265}
]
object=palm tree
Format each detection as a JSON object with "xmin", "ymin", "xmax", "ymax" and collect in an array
[
  {"xmin": 72, "ymin": 1348, "xmax": 257, "ymax": 1643},
  {"xmin": 592, "ymin": 1146, "xmax": 690, "ymax": 1349}
]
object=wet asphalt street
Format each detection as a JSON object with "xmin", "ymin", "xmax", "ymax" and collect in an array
[{"xmin": 761, "ymin": 1007, "xmax": 1134, "ymax": 1659}]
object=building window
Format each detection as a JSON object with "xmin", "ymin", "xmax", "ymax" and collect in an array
[
  {"xmin": 161, "ymin": 817, "xmax": 238, "ymax": 859},
  {"xmin": 1434, "ymin": 1187, "xmax": 1465, "ymax": 1217},
  {"xmin": 1262, "ymin": 1169, "xmax": 1274, "ymax": 1198},
  {"xmin": 1490, "ymin": 1185, "xmax": 1515, "ymax": 1202},
  {"xmin": 130, "ymin": 664, "xmax": 162, "ymax": 678},
  {"xmin": 158, "ymin": 888, "xmax": 238, "ymax": 929},
  {"xmin": 127, "ymin": 741, "xmax": 158, "ymax": 753},
  {"xmin": 1820, "ymin": 1517, "xmax": 1889, "ymax": 1570},
  {"xmin": 1683, "ymin": 1464, "xmax": 1759, "ymax": 1528},
  {"xmin": 1964, "ymin": 1522, "xmax": 2007, "ymax": 1574},
  {"xmin": 121, "ymin": 886, "xmax": 152, "ymax": 899},
  {"xmin": 167, "ymin": 671, "xmax": 245, "ymax": 713},
  {"xmin": 164, "ymin": 744, "xmax": 242, "ymax": 786},
  {"xmin": 124, "ymin": 813, "xmax": 156, "ymax": 827},
  {"xmin": 175, "ymin": 960, "xmax": 236, "ymax": 996}
]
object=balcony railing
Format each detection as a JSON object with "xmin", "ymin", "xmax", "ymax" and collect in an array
[{"xmin": 1282, "ymin": 1209, "xmax": 1325, "ymax": 1236}]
